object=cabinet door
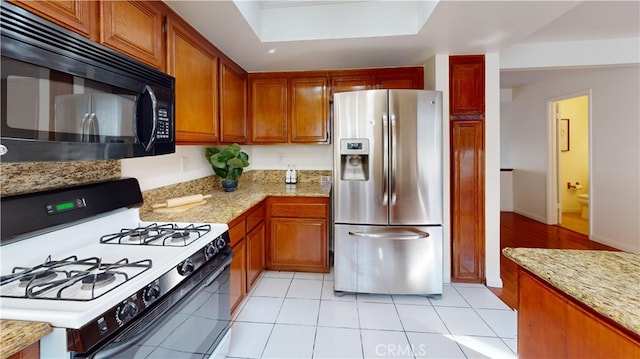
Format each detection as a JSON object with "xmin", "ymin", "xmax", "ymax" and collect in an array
[
  {"xmin": 450, "ymin": 120, "xmax": 485, "ymax": 282},
  {"xmin": 289, "ymin": 76, "xmax": 329, "ymax": 143},
  {"xmin": 230, "ymin": 240, "xmax": 246, "ymax": 314},
  {"xmin": 10, "ymin": 0, "xmax": 98, "ymax": 40},
  {"xmin": 330, "ymin": 73, "xmax": 374, "ymax": 94},
  {"xmin": 374, "ymin": 67, "xmax": 424, "ymax": 89},
  {"xmin": 220, "ymin": 58, "xmax": 248, "ymax": 143},
  {"xmin": 249, "ymin": 77, "xmax": 288, "ymax": 143},
  {"xmin": 246, "ymin": 222, "xmax": 265, "ymax": 288},
  {"xmin": 449, "ymin": 55, "xmax": 485, "ymax": 116},
  {"xmin": 100, "ymin": 1, "xmax": 165, "ymax": 70},
  {"xmin": 167, "ymin": 17, "xmax": 219, "ymax": 144},
  {"xmin": 269, "ymin": 217, "xmax": 328, "ymax": 272}
]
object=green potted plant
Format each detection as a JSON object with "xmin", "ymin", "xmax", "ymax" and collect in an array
[{"xmin": 205, "ymin": 143, "xmax": 250, "ymax": 192}]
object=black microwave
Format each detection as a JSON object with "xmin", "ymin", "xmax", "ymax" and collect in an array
[{"xmin": 0, "ymin": 2, "xmax": 175, "ymax": 162}]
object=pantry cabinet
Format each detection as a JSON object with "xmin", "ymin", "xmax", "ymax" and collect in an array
[
  {"xmin": 166, "ymin": 16, "xmax": 220, "ymax": 144},
  {"xmin": 449, "ymin": 55, "xmax": 485, "ymax": 283},
  {"xmin": 100, "ymin": 1, "xmax": 166, "ymax": 71},
  {"xmin": 267, "ymin": 197, "xmax": 329, "ymax": 273},
  {"xmin": 9, "ymin": 0, "xmax": 98, "ymax": 40},
  {"xmin": 219, "ymin": 59, "xmax": 248, "ymax": 144}
]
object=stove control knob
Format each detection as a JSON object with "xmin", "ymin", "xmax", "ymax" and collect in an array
[
  {"xmin": 215, "ymin": 236, "xmax": 227, "ymax": 249},
  {"xmin": 177, "ymin": 259, "xmax": 194, "ymax": 276},
  {"xmin": 143, "ymin": 285, "xmax": 161, "ymax": 304},
  {"xmin": 116, "ymin": 302, "xmax": 138, "ymax": 324},
  {"xmin": 204, "ymin": 243, "xmax": 218, "ymax": 260}
]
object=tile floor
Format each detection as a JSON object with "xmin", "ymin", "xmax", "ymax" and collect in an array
[{"xmin": 227, "ymin": 270, "xmax": 517, "ymax": 359}]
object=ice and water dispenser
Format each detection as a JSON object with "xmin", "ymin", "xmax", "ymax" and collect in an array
[{"xmin": 339, "ymin": 139, "xmax": 369, "ymax": 181}]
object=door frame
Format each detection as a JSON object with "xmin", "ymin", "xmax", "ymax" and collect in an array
[{"xmin": 545, "ymin": 90, "xmax": 592, "ymax": 233}]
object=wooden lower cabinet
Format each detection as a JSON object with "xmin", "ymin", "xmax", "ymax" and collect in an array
[
  {"xmin": 267, "ymin": 197, "xmax": 329, "ymax": 273},
  {"xmin": 518, "ymin": 268, "xmax": 640, "ymax": 358},
  {"xmin": 8, "ymin": 341, "xmax": 39, "ymax": 359},
  {"xmin": 229, "ymin": 238, "xmax": 246, "ymax": 314},
  {"xmin": 246, "ymin": 202, "xmax": 266, "ymax": 288},
  {"xmin": 228, "ymin": 200, "xmax": 265, "ymax": 314}
]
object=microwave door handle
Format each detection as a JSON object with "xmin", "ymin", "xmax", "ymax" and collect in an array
[
  {"xmin": 80, "ymin": 112, "xmax": 91, "ymax": 142},
  {"xmin": 89, "ymin": 113, "xmax": 99, "ymax": 142},
  {"xmin": 136, "ymin": 85, "xmax": 158, "ymax": 152}
]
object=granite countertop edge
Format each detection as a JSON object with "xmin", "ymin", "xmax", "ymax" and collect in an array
[
  {"xmin": 502, "ymin": 247, "xmax": 640, "ymax": 336},
  {"xmin": 0, "ymin": 320, "xmax": 52, "ymax": 359}
]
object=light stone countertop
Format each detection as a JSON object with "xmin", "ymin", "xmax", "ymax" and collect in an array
[
  {"xmin": 140, "ymin": 181, "xmax": 331, "ymax": 224},
  {"xmin": 0, "ymin": 320, "xmax": 52, "ymax": 359},
  {"xmin": 502, "ymin": 247, "xmax": 640, "ymax": 336}
]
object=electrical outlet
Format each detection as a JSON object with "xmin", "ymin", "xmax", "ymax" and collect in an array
[{"xmin": 277, "ymin": 152, "xmax": 284, "ymax": 163}]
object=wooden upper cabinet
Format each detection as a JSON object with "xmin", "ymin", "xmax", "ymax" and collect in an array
[
  {"xmin": 10, "ymin": 0, "xmax": 99, "ymax": 40},
  {"xmin": 249, "ymin": 75, "xmax": 288, "ymax": 143},
  {"xmin": 100, "ymin": 1, "xmax": 166, "ymax": 70},
  {"xmin": 220, "ymin": 58, "xmax": 248, "ymax": 144},
  {"xmin": 374, "ymin": 67, "xmax": 424, "ymax": 89},
  {"xmin": 289, "ymin": 75, "xmax": 329, "ymax": 143},
  {"xmin": 449, "ymin": 55, "xmax": 485, "ymax": 117},
  {"xmin": 166, "ymin": 16, "xmax": 219, "ymax": 144},
  {"xmin": 330, "ymin": 72, "xmax": 374, "ymax": 94}
]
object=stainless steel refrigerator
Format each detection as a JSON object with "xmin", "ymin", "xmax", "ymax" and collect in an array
[{"xmin": 332, "ymin": 89, "xmax": 443, "ymax": 295}]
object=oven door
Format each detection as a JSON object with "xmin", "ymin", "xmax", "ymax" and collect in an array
[{"xmin": 75, "ymin": 249, "xmax": 232, "ymax": 359}]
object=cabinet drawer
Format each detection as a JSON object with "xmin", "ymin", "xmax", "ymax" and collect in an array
[
  {"xmin": 246, "ymin": 202, "xmax": 266, "ymax": 232},
  {"xmin": 270, "ymin": 200, "xmax": 328, "ymax": 218},
  {"xmin": 229, "ymin": 218, "xmax": 246, "ymax": 247}
]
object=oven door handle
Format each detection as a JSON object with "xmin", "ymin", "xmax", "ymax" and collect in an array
[{"xmin": 84, "ymin": 254, "xmax": 232, "ymax": 359}]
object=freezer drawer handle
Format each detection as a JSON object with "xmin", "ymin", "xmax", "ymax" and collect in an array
[{"xmin": 348, "ymin": 229, "xmax": 430, "ymax": 240}]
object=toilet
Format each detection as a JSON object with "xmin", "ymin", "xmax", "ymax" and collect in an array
[{"xmin": 577, "ymin": 193, "xmax": 589, "ymax": 219}]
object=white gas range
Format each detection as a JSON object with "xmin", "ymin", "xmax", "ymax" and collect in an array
[{"xmin": 0, "ymin": 179, "xmax": 232, "ymax": 358}]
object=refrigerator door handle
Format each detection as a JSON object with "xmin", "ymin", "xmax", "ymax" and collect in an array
[
  {"xmin": 348, "ymin": 229, "xmax": 430, "ymax": 240},
  {"xmin": 390, "ymin": 113, "xmax": 397, "ymax": 206},
  {"xmin": 382, "ymin": 112, "xmax": 389, "ymax": 206}
]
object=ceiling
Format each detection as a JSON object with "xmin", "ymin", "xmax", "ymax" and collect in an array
[{"xmin": 164, "ymin": 1, "xmax": 640, "ymax": 88}]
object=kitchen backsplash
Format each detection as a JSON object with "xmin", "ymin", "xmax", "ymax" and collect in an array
[{"xmin": 0, "ymin": 161, "xmax": 120, "ymax": 197}]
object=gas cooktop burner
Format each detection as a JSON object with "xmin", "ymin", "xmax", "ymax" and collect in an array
[
  {"xmin": 81, "ymin": 272, "xmax": 116, "ymax": 290},
  {"xmin": 0, "ymin": 255, "xmax": 152, "ymax": 301},
  {"xmin": 100, "ymin": 223, "xmax": 212, "ymax": 246},
  {"xmin": 18, "ymin": 270, "xmax": 57, "ymax": 287}
]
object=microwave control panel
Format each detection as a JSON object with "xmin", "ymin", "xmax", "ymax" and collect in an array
[{"xmin": 156, "ymin": 107, "xmax": 172, "ymax": 141}]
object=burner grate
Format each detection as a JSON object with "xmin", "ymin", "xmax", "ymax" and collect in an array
[
  {"xmin": 100, "ymin": 223, "xmax": 211, "ymax": 246},
  {"xmin": 0, "ymin": 255, "xmax": 152, "ymax": 301}
]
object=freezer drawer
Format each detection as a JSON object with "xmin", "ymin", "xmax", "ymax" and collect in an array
[{"xmin": 334, "ymin": 224, "xmax": 443, "ymax": 295}]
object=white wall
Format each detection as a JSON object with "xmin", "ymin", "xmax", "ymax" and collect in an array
[{"xmin": 506, "ymin": 66, "xmax": 640, "ymax": 252}]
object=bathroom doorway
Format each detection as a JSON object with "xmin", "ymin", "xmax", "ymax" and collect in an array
[{"xmin": 548, "ymin": 92, "xmax": 590, "ymax": 236}]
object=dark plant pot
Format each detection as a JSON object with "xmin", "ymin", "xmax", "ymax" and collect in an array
[{"xmin": 221, "ymin": 179, "xmax": 238, "ymax": 192}]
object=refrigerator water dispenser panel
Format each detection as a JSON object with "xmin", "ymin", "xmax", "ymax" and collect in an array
[{"xmin": 340, "ymin": 139, "xmax": 369, "ymax": 181}]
